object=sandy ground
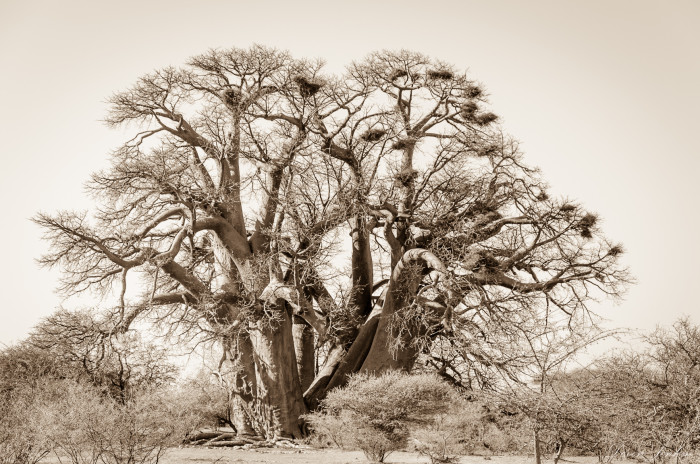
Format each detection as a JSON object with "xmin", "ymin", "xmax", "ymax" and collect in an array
[{"xmin": 47, "ymin": 447, "xmax": 636, "ymax": 464}]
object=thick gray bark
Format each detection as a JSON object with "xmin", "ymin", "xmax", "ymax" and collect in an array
[
  {"xmin": 360, "ymin": 249, "xmax": 446, "ymax": 374},
  {"xmin": 229, "ymin": 333, "xmax": 257, "ymax": 436},
  {"xmin": 292, "ymin": 316, "xmax": 315, "ymax": 393},
  {"xmin": 324, "ymin": 308, "xmax": 382, "ymax": 390},
  {"xmin": 303, "ymin": 345, "xmax": 346, "ymax": 409},
  {"xmin": 248, "ymin": 306, "xmax": 307, "ymax": 439}
]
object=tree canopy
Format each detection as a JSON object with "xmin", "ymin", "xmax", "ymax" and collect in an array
[{"xmin": 35, "ymin": 45, "xmax": 629, "ymax": 438}]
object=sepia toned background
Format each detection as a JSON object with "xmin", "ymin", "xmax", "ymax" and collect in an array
[{"xmin": 1, "ymin": 0, "xmax": 698, "ymax": 350}]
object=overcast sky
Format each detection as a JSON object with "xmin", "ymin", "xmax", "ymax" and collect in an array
[{"xmin": 1, "ymin": 0, "xmax": 698, "ymax": 347}]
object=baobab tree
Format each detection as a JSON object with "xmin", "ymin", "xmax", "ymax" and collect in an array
[{"xmin": 35, "ymin": 46, "xmax": 629, "ymax": 439}]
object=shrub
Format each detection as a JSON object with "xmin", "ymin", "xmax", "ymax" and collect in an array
[
  {"xmin": 410, "ymin": 398, "xmax": 483, "ymax": 463},
  {"xmin": 304, "ymin": 408, "xmax": 354, "ymax": 449},
  {"xmin": 481, "ymin": 421, "xmax": 526, "ymax": 453},
  {"xmin": 42, "ymin": 380, "xmax": 105, "ymax": 464},
  {"xmin": 86, "ymin": 387, "xmax": 201, "ymax": 464},
  {"xmin": 0, "ymin": 334, "xmax": 200, "ymax": 464},
  {"xmin": 307, "ymin": 370, "xmax": 458, "ymax": 462},
  {"xmin": 39, "ymin": 380, "xmax": 202, "ymax": 464},
  {"xmin": 177, "ymin": 374, "xmax": 232, "ymax": 431},
  {"xmin": 0, "ymin": 384, "xmax": 51, "ymax": 464}
]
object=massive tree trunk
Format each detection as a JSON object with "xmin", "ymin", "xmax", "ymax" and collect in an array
[
  {"xmin": 309, "ymin": 249, "xmax": 446, "ymax": 400},
  {"xmin": 303, "ymin": 344, "xmax": 346, "ymax": 409},
  {"xmin": 323, "ymin": 305, "xmax": 382, "ymax": 391},
  {"xmin": 228, "ymin": 333, "xmax": 257, "ymax": 436},
  {"xmin": 248, "ymin": 305, "xmax": 307, "ymax": 439},
  {"xmin": 292, "ymin": 316, "xmax": 315, "ymax": 392},
  {"xmin": 361, "ymin": 249, "xmax": 446, "ymax": 373}
]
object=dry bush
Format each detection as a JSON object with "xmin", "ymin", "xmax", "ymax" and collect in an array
[
  {"xmin": 39, "ymin": 380, "xmax": 202, "ymax": 464},
  {"xmin": 42, "ymin": 380, "xmax": 105, "ymax": 464},
  {"xmin": 0, "ymin": 384, "xmax": 52, "ymax": 464},
  {"xmin": 90, "ymin": 388, "xmax": 200, "ymax": 464},
  {"xmin": 410, "ymin": 398, "xmax": 483, "ymax": 463},
  {"xmin": 177, "ymin": 374, "xmax": 233, "ymax": 431},
  {"xmin": 0, "ymin": 333, "xmax": 200, "ymax": 464},
  {"xmin": 306, "ymin": 370, "xmax": 458, "ymax": 462},
  {"xmin": 350, "ymin": 425, "xmax": 402, "ymax": 463},
  {"xmin": 481, "ymin": 421, "xmax": 528, "ymax": 453},
  {"xmin": 304, "ymin": 409, "xmax": 354, "ymax": 449}
]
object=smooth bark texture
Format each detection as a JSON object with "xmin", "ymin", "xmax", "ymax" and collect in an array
[
  {"xmin": 249, "ymin": 308, "xmax": 307, "ymax": 439},
  {"xmin": 325, "ymin": 308, "xmax": 382, "ymax": 391},
  {"xmin": 360, "ymin": 249, "xmax": 446, "ymax": 374},
  {"xmin": 229, "ymin": 333, "xmax": 258, "ymax": 436},
  {"xmin": 303, "ymin": 344, "xmax": 346, "ymax": 409},
  {"xmin": 292, "ymin": 316, "xmax": 315, "ymax": 393}
]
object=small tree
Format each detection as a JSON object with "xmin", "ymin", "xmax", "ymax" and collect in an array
[
  {"xmin": 513, "ymin": 382, "xmax": 603, "ymax": 463},
  {"xmin": 646, "ymin": 318, "xmax": 700, "ymax": 461},
  {"xmin": 92, "ymin": 388, "xmax": 196, "ymax": 464},
  {"xmin": 178, "ymin": 373, "xmax": 233, "ymax": 432},
  {"xmin": 0, "ymin": 338, "xmax": 201, "ymax": 464},
  {"xmin": 307, "ymin": 371, "xmax": 457, "ymax": 462},
  {"xmin": 495, "ymin": 320, "xmax": 617, "ymax": 464},
  {"xmin": 29, "ymin": 309, "xmax": 178, "ymax": 402}
]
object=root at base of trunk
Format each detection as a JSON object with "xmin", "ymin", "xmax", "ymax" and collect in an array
[{"xmin": 185, "ymin": 429, "xmax": 307, "ymax": 449}]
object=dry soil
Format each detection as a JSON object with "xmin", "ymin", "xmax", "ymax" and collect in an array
[{"xmin": 83, "ymin": 447, "xmax": 639, "ymax": 464}]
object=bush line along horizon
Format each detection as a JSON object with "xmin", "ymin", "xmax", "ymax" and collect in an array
[
  {"xmin": 32, "ymin": 45, "xmax": 629, "ymax": 440},
  {"xmin": 4, "ymin": 321, "xmax": 699, "ymax": 462}
]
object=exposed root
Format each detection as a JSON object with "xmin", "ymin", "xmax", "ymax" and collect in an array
[{"xmin": 185, "ymin": 429, "xmax": 309, "ymax": 449}]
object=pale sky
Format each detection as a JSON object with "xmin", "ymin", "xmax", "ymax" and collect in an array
[{"xmin": 1, "ymin": 0, "xmax": 698, "ymax": 347}]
